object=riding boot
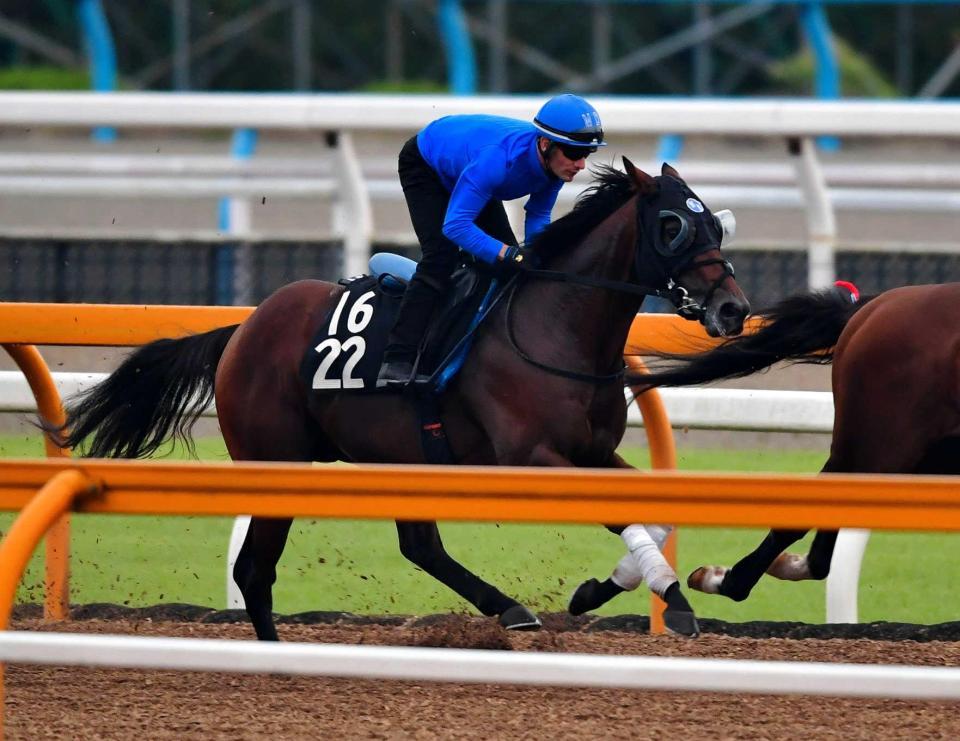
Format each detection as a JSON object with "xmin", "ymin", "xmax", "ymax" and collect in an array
[{"xmin": 377, "ymin": 275, "xmax": 444, "ymax": 387}]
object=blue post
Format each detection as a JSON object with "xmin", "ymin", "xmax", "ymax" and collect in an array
[
  {"xmin": 799, "ymin": 1, "xmax": 840, "ymax": 151},
  {"xmin": 437, "ymin": 0, "xmax": 477, "ymax": 94},
  {"xmin": 656, "ymin": 134, "xmax": 685, "ymax": 166},
  {"xmin": 75, "ymin": 0, "xmax": 117, "ymax": 142},
  {"xmin": 216, "ymin": 128, "xmax": 259, "ymax": 305}
]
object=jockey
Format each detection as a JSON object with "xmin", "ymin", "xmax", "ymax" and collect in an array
[{"xmin": 376, "ymin": 93, "xmax": 607, "ymax": 387}]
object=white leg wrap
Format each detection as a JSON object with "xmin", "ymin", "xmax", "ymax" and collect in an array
[
  {"xmin": 644, "ymin": 524, "xmax": 673, "ymax": 551},
  {"xmin": 610, "ymin": 552, "xmax": 644, "ymax": 591},
  {"xmin": 616, "ymin": 524, "xmax": 679, "ymax": 598}
]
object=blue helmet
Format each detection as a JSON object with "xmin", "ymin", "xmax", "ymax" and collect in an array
[{"xmin": 533, "ymin": 94, "xmax": 606, "ymax": 148}]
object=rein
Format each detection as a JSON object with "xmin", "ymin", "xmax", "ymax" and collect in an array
[
  {"xmin": 519, "ymin": 265, "xmax": 681, "ymax": 304},
  {"xmin": 499, "ymin": 177, "xmax": 737, "ymax": 384},
  {"xmin": 503, "ymin": 258, "xmax": 734, "ymax": 384}
]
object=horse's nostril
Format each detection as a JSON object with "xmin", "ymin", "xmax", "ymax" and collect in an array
[{"xmin": 719, "ymin": 302, "xmax": 747, "ymax": 321}]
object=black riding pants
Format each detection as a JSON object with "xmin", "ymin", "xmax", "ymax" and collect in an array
[{"xmin": 384, "ymin": 136, "xmax": 518, "ymax": 361}]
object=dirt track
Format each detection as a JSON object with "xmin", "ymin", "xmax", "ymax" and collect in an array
[{"xmin": 6, "ymin": 610, "xmax": 960, "ymax": 740}]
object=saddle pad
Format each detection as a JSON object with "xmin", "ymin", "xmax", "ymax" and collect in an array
[
  {"xmin": 300, "ymin": 266, "xmax": 499, "ymax": 395},
  {"xmin": 299, "ymin": 275, "xmax": 402, "ymax": 393}
]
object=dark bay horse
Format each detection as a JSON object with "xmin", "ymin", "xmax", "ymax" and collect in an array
[
  {"xmin": 614, "ymin": 282, "xmax": 960, "ymax": 605},
  {"xmin": 58, "ymin": 160, "xmax": 749, "ymax": 640}
]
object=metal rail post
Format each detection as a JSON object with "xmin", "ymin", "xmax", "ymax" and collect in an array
[
  {"xmin": 2, "ymin": 344, "xmax": 72, "ymax": 622},
  {"xmin": 0, "ymin": 469, "xmax": 98, "ymax": 737},
  {"xmin": 329, "ymin": 131, "xmax": 373, "ymax": 278},
  {"xmin": 789, "ymin": 136, "xmax": 837, "ymax": 290}
]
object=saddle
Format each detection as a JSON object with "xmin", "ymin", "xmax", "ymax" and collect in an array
[{"xmin": 299, "ymin": 253, "xmax": 502, "ymax": 396}]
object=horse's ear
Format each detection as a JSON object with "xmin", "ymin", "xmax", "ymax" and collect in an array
[
  {"xmin": 661, "ymin": 162, "xmax": 683, "ymax": 181},
  {"xmin": 623, "ymin": 156, "xmax": 656, "ymax": 194}
]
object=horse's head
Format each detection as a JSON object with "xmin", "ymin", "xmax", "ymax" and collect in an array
[{"xmin": 625, "ymin": 158, "xmax": 750, "ymax": 337}]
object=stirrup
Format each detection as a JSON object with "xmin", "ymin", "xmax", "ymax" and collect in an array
[{"xmin": 376, "ymin": 360, "xmax": 430, "ymax": 388}]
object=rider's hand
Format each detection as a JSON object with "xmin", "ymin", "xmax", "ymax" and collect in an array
[{"xmin": 498, "ymin": 244, "xmax": 535, "ymax": 272}]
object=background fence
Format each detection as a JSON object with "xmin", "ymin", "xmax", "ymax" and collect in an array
[
  {"xmin": 2, "ymin": 92, "xmax": 960, "ymax": 306},
  {"xmin": 5, "ymin": 237, "xmax": 960, "ymax": 308}
]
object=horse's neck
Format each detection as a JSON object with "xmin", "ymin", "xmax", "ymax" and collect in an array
[{"xmin": 517, "ymin": 200, "xmax": 643, "ymax": 370}]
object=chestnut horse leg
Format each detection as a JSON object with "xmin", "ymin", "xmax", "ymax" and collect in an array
[
  {"xmin": 765, "ymin": 438, "xmax": 960, "ymax": 592},
  {"xmin": 692, "ymin": 394, "xmax": 951, "ymax": 602},
  {"xmin": 689, "ymin": 452, "xmax": 849, "ymax": 600},
  {"xmin": 687, "ymin": 528, "xmax": 809, "ymax": 601},
  {"xmin": 395, "ymin": 521, "xmax": 540, "ymax": 629}
]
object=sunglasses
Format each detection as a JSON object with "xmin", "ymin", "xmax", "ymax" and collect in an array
[{"xmin": 557, "ymin": 143, "xmax": 597, "ymax": 161}]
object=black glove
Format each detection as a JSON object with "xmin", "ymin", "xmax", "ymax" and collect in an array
[{"xmin": 499, "ymin": 245, "xmax": 536, "ymax": 273}]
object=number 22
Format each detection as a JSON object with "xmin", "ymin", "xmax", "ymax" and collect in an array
[{"xmin": 311, "ymin": 291, "xmax": 375, "ymax": 389}]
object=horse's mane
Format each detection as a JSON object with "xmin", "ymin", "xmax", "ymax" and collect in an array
[{"xmin": 529, "ymin": 165, "xmax": 636, "ymax": 254}]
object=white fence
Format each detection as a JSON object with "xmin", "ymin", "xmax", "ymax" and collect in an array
[
  {"xmin": 3, "ymin": 632, "xmax": 959, "ymax": 700},
  {"xmin": 3, "ymin": 93, "xmax": 960, "ymax": 286},
  {"xmin": 0, "ymin": 370, "xmax": 835, "ymax": 431},
  {"xmin": 0, "ymin": 370, "xmax": 865, "ymax": 624}
]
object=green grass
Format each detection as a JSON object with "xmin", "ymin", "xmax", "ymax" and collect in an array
[{"xmin": 2, "ymin": 435, "xmax": 958, "ymax": 624}]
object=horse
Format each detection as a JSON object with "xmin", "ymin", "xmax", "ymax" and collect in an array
[
  {"xmin": 601, "ymin": 282, "xmax": 960, "ymax": 605},
  {"xmin": 56, "ymin": 159, "xmax": 750, "ymax": 640}
]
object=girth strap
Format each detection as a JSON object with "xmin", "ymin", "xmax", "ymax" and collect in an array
[{"xmin": 417, "ymin": 393, "xmax": 456, "ymax": 464}]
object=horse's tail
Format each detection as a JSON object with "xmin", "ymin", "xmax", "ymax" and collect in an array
[
  {"xmin": 53, "ymin": 324, "xmax": 240, "ymax": 458},
  {"xmin": 627, "ymin": 288, "xmax": 874, "ymax": 389}
]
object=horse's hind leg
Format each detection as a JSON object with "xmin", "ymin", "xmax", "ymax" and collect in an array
[
  {"xmin": 763, "ymin": 438, "xmax": 960, "ymax": 588},
  {"xmin": 219, "ymin": 390, "xmax": 336, "ymax": 640},
  {"xmin": 225, "ymin": 410, "xmax": 323, "ymax": 640},
  {"xmin": 688, "ymin": 528, "xmax": 809, "ymax": 601},
  {"xmin": 232, "ymin": 518, "xmax": 294, "ymax": 641},
  {"xmin": 396, "ymin": 521, "xmax": 540, "ymax": 630},
  {"xmin": 229, "ymin": 416, "xmax": 334, "ymax": 640}
]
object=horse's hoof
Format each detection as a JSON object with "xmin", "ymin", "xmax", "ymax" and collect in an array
[
  {"xmin": 499, "ymin": 604, "xmax": 542, "ymax": 631},
  {"xmin": 568, "ymin": 578, "xmax": 603, "ymax": 616},
  {"xmin": 663, "ymin": 608, "xmax": 700, "ymax": 638},
  {"xmin": 687, "ymin": 565, "xmax": 726, "ymax": 594}
]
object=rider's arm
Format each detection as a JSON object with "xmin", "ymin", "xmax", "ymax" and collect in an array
[
  {"xmin": 442, "ymin": 147, "xmax": 509, "ymax": 264},
  {"xmin": 523, "ymin": 180, "xmax": 563, "ymax": 243}
]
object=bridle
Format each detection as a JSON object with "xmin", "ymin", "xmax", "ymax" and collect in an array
[
  {"xmin": 503, "ymin": 193, "xmax": 736, "ymax": 384},
  {"xmin": 669, "ymin": 256, "xmax": 736, "ymax": 322}
]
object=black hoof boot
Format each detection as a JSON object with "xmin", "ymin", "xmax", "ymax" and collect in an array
[
  {"xmin": 569, "ymin": 578, "xmax": 602, "ymax": 615},
  {"xmin": 663, "ymin": 608, "xmax": 700, "ymax": 638},
  {"xmin": 568, "ymin": 577, "xmax": 624, "ymax": 616},
  {"xmin": 661, "ymin": 581, "xmax": 700, "ymax": 638},
  {"xmin": 498, "ymin": 604, "xmax": 542, "ymax": 631}
]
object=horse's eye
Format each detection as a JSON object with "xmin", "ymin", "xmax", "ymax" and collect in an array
[{"xmin": 662, "ymin": 217, "xmax": 681, "ymax": 239}]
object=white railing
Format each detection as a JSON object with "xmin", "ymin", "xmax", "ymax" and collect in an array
[
  {"xmin": 0, "ymin": 371, "xmax": 835, "ymax": 431},
  {"xmin": 3, "ymin": 92, "xmax": 960, "ymax": 287},
  {"xmin": 4, "ymin": 93, "xmax": 959, "ymax": 135},
  {"xmin": 2, "ymin": 632, "xmax": 959, "ymax": 700}
]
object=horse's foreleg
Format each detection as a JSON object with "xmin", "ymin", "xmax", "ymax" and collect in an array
[
  {"xmin": 232, "ymin": 517, "xmax": 294, "ymax": 641},
  {"xmin": 570, "ymin": 454, "xmax": 698, "ymax": 637},
  {"xmin": 688, "ymin": 528, "xmax": 808, "ymax": 602},
  {"xmin": 395, "ymin": 521, "xmax": 540, "ymax": 630}
]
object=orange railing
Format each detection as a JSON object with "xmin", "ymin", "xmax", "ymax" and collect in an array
[
  {"xmin": 6, "ymin": 458, "xmax": 960, "ymax": 734},
  {"xmin": 0, "ymin": 303, "xmax": 251, "ymax": 622}
]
